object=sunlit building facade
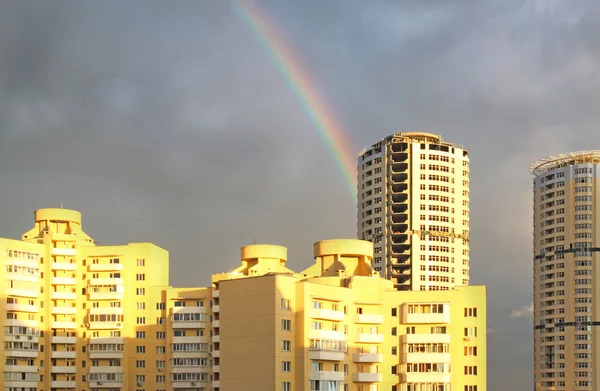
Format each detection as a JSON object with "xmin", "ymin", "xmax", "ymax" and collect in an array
[
  {"xmin": 357, "ymin": 132, "xmax": 471, "ymax": 291},
  {"xmin": 212, "ymin": 240, "xmax": 486, "ymax": 391},
  {"xmin": 1, "ymin": 208, "xmax": 486, "ymax": 391},
  {"xmin": 530, "ymin": 151, "xmax": 600, "ymax": 391}
]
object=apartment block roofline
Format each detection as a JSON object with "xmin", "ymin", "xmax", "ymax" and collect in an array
[
  {"xmin": 358, "ymin": 131, "xmax": 465, "ymax": 157},
  {"xmin": 529, "ymin": 150, "xmax": 600, "ymax": 176}
]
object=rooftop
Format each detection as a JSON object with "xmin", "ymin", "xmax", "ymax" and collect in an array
[{"xmin": 529, "ymin": 150, "xmax": 600, "ymax": 176}]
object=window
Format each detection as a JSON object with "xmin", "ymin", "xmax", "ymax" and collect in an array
[
  {"xmin": 136, "ymin": 375, "xmax": 145, "ymax": 383},
  {"xmin": 156, "ymin": 303, "xmax": 165, "ymax": 310},
  {"xmin": 156, "ymin": 346, "xmax": 165, "ymax": 354},
  {"xmin": 281, "ymin": 299, "xmax": 291, "ymax": 310},
  {"xmin": 282, "ymin": 382, "xmax": 291, "ymax": 391},
  {"xmin": 464, "ymin": 327, "xmax": 477, "ymax": 338},
  {"xmin": 391, "ymin": 308, "xmax": 397, "ymax": 317},
  {"xmin": 281, "ymin": 361, "xmax": 291, "ymax": 372},
  {"xmin": 464, "ymin": 346, "xmax": 477, "ymax": 356},
  {"xmin": 156, "ymin": 375, "xmax": 166, "ymax": 383},
  {"xmin": 136, "ymin": 331, "xmax": 146, "ymax": 339},
  {"xmin": 136, "ymin": 360, "xmax": 145, "ymax": 368},
  {"xmin": 136, "ymin": 274, "xmax": 145, "ymax": 281},
  {"xmin": 136, "ymin": 288, "xmax": 145, "ymax": 296},
  {"xmin": 136, "ymin": 317, "xmax": 146, "ymax": 325},
  {"xmin": 464, "ymin": 387, "xmax": 478, "ymax": 391},
  {"xmin": 136, "ymin": 346, "xmax": 145, "ymax": 354},
  {"xmin": 156, "ymin": 332, "xmax": 165, "ymax": 339},
  {"xmin": 174, "ymin": 301, "xmax": 186, "ymax": 307},
  {"xmin": 281, "ymin": 319, "xmax": 291, "ymax": 331},
  {"xmin": 281, "ymin": 340, "xmax": 291, "ymax": 352},
  {"xmin": 136, "ymin": 259, "xmax": 145, "ymax": 266},
  {"xmin": 464, "ymin": 307, "xmax": 477, "ymax": 317},
  {"xmin": 464, "ymin": 366, "xmax": 478, "ymax": 375}
]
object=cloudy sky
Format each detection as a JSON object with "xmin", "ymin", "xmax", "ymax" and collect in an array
[{"xmin": 1, "ymin": 0, "xmax": 600, "ymax": 389}]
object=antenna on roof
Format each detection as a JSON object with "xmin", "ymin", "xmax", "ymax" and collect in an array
[
  {"xmin": 60, "ymin": 202, "xmax": 63, "ymax": 209},
  {"xmin": 254, "ymin": 237, "xmax": 256, "ymax": 245}
]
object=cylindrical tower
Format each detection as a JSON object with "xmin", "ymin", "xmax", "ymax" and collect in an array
[
  {"xmin": 357, "ymin": 132, "xmax": 470, "ymax": 291},
  {"xmin": 530, "ymin": 150, "xmax": 600, "ymax": 391}
]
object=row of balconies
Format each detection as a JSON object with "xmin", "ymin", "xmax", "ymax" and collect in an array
[
  {"xmin": 309, "ymin": 371, "xmax": 383, "ymax": 383},
  {"xmin": 310, "ymin": 309, "xmax": 383, "ymax": 324}
]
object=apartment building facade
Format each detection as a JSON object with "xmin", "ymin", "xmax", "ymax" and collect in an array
[
  {"xmin": 357, "ymin": 132, "xmax": 471, "ymax": 291},
  {"xmin": 530, "ymin": 151, "xmax": 600, "ymax": 391},
  {"xmin": 1, "ymin": 208, "xmax": 213, "ymax": 391},
  {"xmin": 2, "ymin": 208, "xmax": 485, "ymax": 391},
  {"xmin": 212, "ymin": 240, "xmax": 486, "ymax": 391}
]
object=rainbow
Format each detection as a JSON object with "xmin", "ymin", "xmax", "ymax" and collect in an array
[{"xmin": 231, "ymin": 0, "xmax": 357, "ymax": 199}]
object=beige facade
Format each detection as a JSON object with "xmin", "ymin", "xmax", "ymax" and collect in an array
[
  {"xmin": 357, "ymin": 133, "xmax": 470, "ymax": 291},
  {"xmin": 213, "ymin": 239, "xmax": 486, "ymax": 391},
  {"xmin": 530, "ymin": 151, "xmax": 600, "ymax": 391},
  {"xmin": 1, "ymin": 209, "xmax": 486, "ymax": 391}
]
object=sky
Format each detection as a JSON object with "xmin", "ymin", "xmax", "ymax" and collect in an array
[{"xmin": 1, "ymin": 0, "xmax": 600, "ymax": 390}]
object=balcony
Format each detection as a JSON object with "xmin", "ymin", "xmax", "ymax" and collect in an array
[
  {"xmin": 52, "ymin": 336, "xmax": 77, "ymax": 344},
  {"xmin": 88, "ymin": 321, "xmax": 123, "ymax": 330},
  {"xmin": 5, "ymin": 319, "xmax": 38, "ymax": 328},
  {"xmin": 402, "ymin": 312, "xmax": 450, "ymax": 324},
  {"xmin": 88, "ymin": 291, "xmax": 124, "ymax": 301},
  {"xmin": 52, "ymin": 306, "xmax": 77, "ymax": 315},
  {"xmin": 51, "ymin": 321, "xmax": 77, "ymax": 329},
  {"xmin": 88, "ymin": 263, "xmax": 123, "ymax": 272},
  {"xmin": 51, "ymin": 381, "xmax": 76, "ymax": 388},
  {"xmin": 403, "ymin": 351, "xmax": 451, "ymax": 363},
  {"xmin": 52, "ymin": 291, "xmax": 76, "ymax": 300},
  {"xmin": 213, "ymin": 305, "xmax": 220, "ymax": 312},
  {"xmin": 352, "ymin": 353, "xmax": 383, "ymax": 363},
  {"xmin": 6, "ymin": 287, "xmax": 38, "ymax": 298},
  {"xmin": 213, "ymin": 320, "xmax": 220, "ymax": 328},
  {"xmin": 51, "ymin": 248, "xmax": 77, "ymax": 256},
  {"xmin": 213, "ymin": 365, "xmax": 220, "ymax": 372},
  {"xmin": 88, "ymin": 381, "xmax": 124, "ymax": 389},
  {"xmin": 401, "ymin": 333, "xmax": 451, "ymax": 344},
  {"xmin": 4, "ymin": 365, "xmax": 38, "ymax": 373},
  {"xmin": 6, "ymin": 303, "xmax": 38, "ymax": 313},
  {"xmin": 212, "ymin": 381, "xmax": 220, "ymax": 388},
  {"xmin": 402, "ymin": 372, "xmax": 451, "ymax": 383},
  {"xmin": 51, "ymin": 277, "xmax": 77, "ymax": 285},
  {"xmin": 212, "ymin": 335, "xmax": 220, "ymax": 343},
  {"xmin": 310, "ymin": 330, "xmax": 345, "ymax": 341},
  {"xmin": 310, "ymin": 308, "xmax": 345, "ymax": 322},
  {"xmin": 173, "ymin": 336, "xmax": 208, "ymax": 345},
  {"xmin": 89, "ymin": 278, "xmax": 124, "ymax": 286},
  {"xmin": 352, "ymin": 373, "xmax": 382, "ymax": 382},
  {"xmin": 212, "ymin": 290, "xmax": 219, "ymax": 298},
  {"xmin": 354, "ymin": 314, "xmax": 383, "ymax": 324},
  {"xmin": 52, "ymin": 262, "xmax": 76, "ymax": 271},
  {"xmin": 309, "ymin": 350, "xmax": 345, "ymax": 361},
  {"xmin": 89, "ymin": 350, "xmax": 124, "ymax": 359},
  {"xmin": 51, "ymin": 351, "xmax": 77, "ymax": 359},
  {"xmin": 51, "ymin": 366, "xmax": 77, "ymax": 374},
  {"xmin": 5, "ymin": 349, "xmax": 38, "ymax": 358},
  {"xmin": 309, "ymin": 371, "xmax": 345, "ymax": 381},
  {"xmin": 356, "ymin": 334, "xmax": 384, "ymax": 343}
]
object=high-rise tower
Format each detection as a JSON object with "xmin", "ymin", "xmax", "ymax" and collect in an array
[
  {"xmin": 357, "ymin": 132, "xmax": 470, "ymax": 291},
  {"xmin": 530, "ymin": 151, "xmax": 600, "ymax": 391}
]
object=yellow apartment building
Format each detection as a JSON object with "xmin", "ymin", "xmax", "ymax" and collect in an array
[
  {"xmin": 357, "ymin": 132, "xmax": 470, "ymax": 291},
  {"xmin": 2, "ymin": 208, "xmax": 486, "ymax": 391},
  {"xmin": 212, "ymin": 240, "xmax": 486, "ymax": 391}
]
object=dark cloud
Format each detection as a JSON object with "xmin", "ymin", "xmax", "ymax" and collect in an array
[{"xmin": 2, "ymin": 0, "xmax": 600, "ymax": 389}]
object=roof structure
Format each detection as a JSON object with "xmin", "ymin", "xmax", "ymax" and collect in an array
[{"xmin": 529, "ymin": 150, "xmax": 600, "ymax": 176}]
